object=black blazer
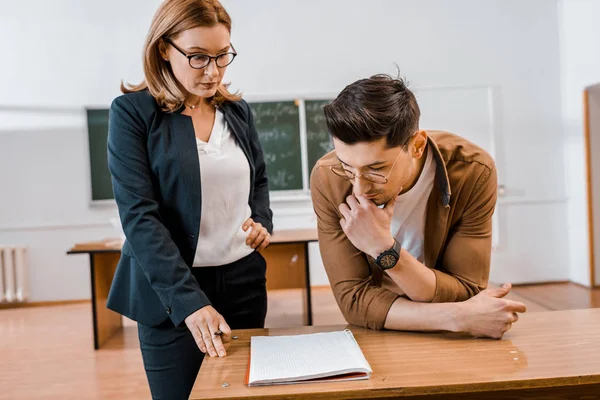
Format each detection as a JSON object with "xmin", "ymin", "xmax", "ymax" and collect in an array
[{"xmin": 106, "ymin": 90, "xmax": 273, "ymax": 327}]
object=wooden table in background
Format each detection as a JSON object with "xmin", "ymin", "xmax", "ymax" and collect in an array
[
  {"xmin": 191, "ymin": 308, "xmax": 600, "ymax": 399},
  {"xmin": 67, "ymin": 228, "xmax": 318, "ymax": 350}
]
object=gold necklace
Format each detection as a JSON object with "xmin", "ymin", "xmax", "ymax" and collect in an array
[
  {"xmin": 185, "ymin": 98, "xmax": 202, "ymax": 109},
  {"xmin": 186, "ymin": 102, "xmax": 201, "ymax": 109}
]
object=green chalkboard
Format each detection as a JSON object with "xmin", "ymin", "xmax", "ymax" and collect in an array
[
  {"xmin": 86, "ymin": 109, "xmax": 114, "ymax": 201},
  {"xmin": 305, "ymin": 99, "xmax": 334, "ymax": 178},
  {"xmin": 86, "ymin": 100, "xmax": 307, "ymax": 201},
  {"xmin": 248, "ymin": 101, "xmax": 303, "ymax": 191}
]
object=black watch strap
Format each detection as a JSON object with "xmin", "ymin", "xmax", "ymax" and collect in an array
[{"xmin": 375, "ymin": 239, "xmax": 402, "ymax": 270}]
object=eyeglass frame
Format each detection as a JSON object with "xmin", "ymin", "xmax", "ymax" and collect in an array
[
  {"xmin": 330, "ymin": 148, "xmax": 404, "ymax": 185},
  {"xmin": 164, "ymin": 38, "xmax": 237, "ymax": 69}
]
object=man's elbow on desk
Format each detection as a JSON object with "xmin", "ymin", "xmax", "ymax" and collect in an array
[{"xmin": 335, "ymin": 287, "xmax": 399, "ymax": 330}]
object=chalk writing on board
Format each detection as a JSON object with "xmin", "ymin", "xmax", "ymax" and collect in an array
[
  {"xmin": 262, "ymin": 150, "xmax": 298, "ymax": 164},
  {"xmin": 307, "ymin": 131, "xmax": 334, "ymax": 151},
  {"xmin": 251, "ymin": 102, "xmax": 299, "ymax": 125},
  {"xmin": 279, "ymin": 150, "xmax": 296, "ymax": 160},
  {"xmin": 320, "ymin": 141, "xmax": 334, "ymax": 153},
  {"xmin": 306, "ymin": 102, "xmax": 329, "ymax": 126},
  {"xmin": 249, "ymin": 101, "xmax": 303, "ymax": 191},
  {"xmin": 263, "ymin": 152, "xmax": 277, "ymax": 164},
  {"xmin": 305, "ymin": 99, "xmax": 335, "ymax": 176},
  {"xmin": 269, "ymin": 170, "xmax": 296, "ymax": 189},
  {"xmin": 257, "ymin": 127, "xmax": 296, "ymax": 142}
]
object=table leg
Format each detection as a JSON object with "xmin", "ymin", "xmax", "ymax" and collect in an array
[
  {"xmin": 89, "ymin": 253, "xmax": 122, "ymax": 350},
  {"xmin": 303, "ymin": 244, "xmax": 313, "ymax": 326}
]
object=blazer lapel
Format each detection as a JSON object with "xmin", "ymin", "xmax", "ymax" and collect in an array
[
  {"xmin": 424, "ymin": 136, "xmax": 452, "ymax": 269},
  {"xmin": 170, "ymin": 113, "xmax": 202, "ymax": 233},
  {"xmin": 221, "ymin": 105, "xmax": 252, "ymax": 169},
  {"xmin": 424, "ymin": 179, "xmax": 450, "ymax": 269}
]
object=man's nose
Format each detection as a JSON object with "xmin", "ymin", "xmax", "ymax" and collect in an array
[{"xmin": 352, "ymin": 175, "xmax": 372, "ymax": 196}]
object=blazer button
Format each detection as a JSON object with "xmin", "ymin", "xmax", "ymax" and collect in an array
[
  {"xmin": 188, "ymin": 234, "xmax": 195, "ymax": 238},
  {"xmin": 166, "ymin": 307, "xmax": 172, "ymax": 314}
]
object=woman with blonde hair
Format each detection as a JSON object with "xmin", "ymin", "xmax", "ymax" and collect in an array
[{"xmin": 106, "ymin": 0, "xmax": 273, "ymax": 397}]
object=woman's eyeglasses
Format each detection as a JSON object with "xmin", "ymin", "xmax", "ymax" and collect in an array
[{"xmin": 165, "ymin": 38, "xmax": 237, "ymax": 69}]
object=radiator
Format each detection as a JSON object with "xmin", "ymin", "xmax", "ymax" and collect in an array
[{"xmin": 0, "ymin": 246, "xmax": 28, "ymax": 303}]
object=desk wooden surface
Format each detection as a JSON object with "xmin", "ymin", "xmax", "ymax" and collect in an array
[
  {"xmin": 67, "ymin": 228, "xmax": 318, "ymax": 254},
  {"xmin": 191, "ymin": 308, "xmax": 600, "ymax": 399}
]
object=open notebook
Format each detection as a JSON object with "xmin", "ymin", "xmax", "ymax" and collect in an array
[{"xmin": 245, "ymin": 329, "xmax": 372, "ymax": 386}]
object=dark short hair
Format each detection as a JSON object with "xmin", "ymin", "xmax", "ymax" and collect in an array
[{"xmin": 324, "ymin": 74, "xmax": 420, "ymax": 148}]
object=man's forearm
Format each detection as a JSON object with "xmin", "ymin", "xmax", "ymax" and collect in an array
[
  {"xmin": 384, "ymin": 296, "xmax": 461, "ymax": 332},
  {"xmin": 385, "ymin": 248, "xmax": 436, "ymax": 302}
]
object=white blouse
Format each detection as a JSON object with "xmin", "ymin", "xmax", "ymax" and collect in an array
[
  {"xmin": 192, "ymin": 109, "xmax": 254, "ymax": 267},
  {"xmin": 390, "ymin": 147, "xmax": 435, "ymax": 264}
]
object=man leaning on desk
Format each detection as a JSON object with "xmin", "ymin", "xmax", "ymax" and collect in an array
[{"xmin": 311, "ymin": 74, "xmax": 526, "ymax": 339}]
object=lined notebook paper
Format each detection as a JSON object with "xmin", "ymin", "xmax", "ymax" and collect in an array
[{"xmin": 246, "ymin": 329, "xmax": 372, "ymax": 386}]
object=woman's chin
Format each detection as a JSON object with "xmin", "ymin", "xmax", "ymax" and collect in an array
[{"xmin": 189, "ymin": 86, "xmax": 219, "ymax": 100}]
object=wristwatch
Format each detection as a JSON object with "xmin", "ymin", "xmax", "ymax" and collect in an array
[{"xmin": 375, "ymin": 239, "xmax": 402, "ymax": 270}]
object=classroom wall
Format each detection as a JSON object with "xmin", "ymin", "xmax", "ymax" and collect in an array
[
  {"xmin": 0, "ymin": 0, "xmax": 569, "ymax": 301},
  {"xmin": 558, "ymin": 0, "xmax": 600, "ymax": 286}
]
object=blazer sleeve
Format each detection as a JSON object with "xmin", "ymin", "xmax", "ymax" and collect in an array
[
  {"xmin": 431, "ymin": 162, "xmax": 498, "ymax": 302},
  {"xmin": 310, "ymin": 167, "xmax": 399, "ymax": 329},
  {"xmin": 107, "ymin": 95, "xmax": 211, "ymax": 327},
  {"xmin": 244, "ymin": 101, "xmax": 274, "ymax": 234}
]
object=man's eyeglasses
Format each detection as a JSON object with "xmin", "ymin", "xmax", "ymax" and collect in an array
[
  {"xmin": 165, "ymin": 38, "xmax": 237, "ymax": 69},
  {"xmin": 330, "ymin": 150, "xmax": 403, "ymax": 184}
]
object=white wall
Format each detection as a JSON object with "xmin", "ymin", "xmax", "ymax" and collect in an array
[
  {"xmin": 1, "ymin": 0, "xmax": 570, "ymax": 301},
  {"xmin": 200, "ymin": 0, "xmax": 571, "ymax": 285},
  {"xmin": 558, "ymin": 0, "xmax": 600, "ymax": 286},
  {"xmin": 0, "ymin": 0, "xmax": 162, "ymax": 302}
]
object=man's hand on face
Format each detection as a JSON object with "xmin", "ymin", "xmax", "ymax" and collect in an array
[{"xmin": 338, "ymin": 194, "xmax": 397, "ymax": 259}]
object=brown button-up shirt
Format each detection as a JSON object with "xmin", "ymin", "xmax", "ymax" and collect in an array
[{"xmin": 310, "ymin": 131, "xmax": 498, "ymax": 330}]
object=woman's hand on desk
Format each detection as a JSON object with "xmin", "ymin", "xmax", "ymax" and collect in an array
[
  {"xmin": 243, "ymin": 218, "xmax": 271, "ymax": 251},
  {"xmin": 184, "ymin": 306, "xmax": 232, "ymax": 357},
  {"xmin": 454, "ymin": 283, "xmax": 527, "ymax": 339}
]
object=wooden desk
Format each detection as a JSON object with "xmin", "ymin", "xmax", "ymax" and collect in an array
[
  {"xmin": 67, "ymin": 228, "xmax": 318, "ymax": 350},
  {"xmin": 191, "ymin": 308, "xmax": 600, "ymax": 399}
]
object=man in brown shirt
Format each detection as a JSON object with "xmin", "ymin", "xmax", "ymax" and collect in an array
[{"xmin": 311, "ymin": 74, "xmax": 526, "ymax": 339}]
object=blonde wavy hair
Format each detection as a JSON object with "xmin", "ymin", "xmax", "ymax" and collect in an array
[{"xmin": 122, "ymin": 0, "xmax": 241, "ymax": 112}]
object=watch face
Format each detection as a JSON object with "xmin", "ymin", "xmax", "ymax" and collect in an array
[{"xmin": 379, "ymin": 254, "xmax": 398, "ymax": 269}]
